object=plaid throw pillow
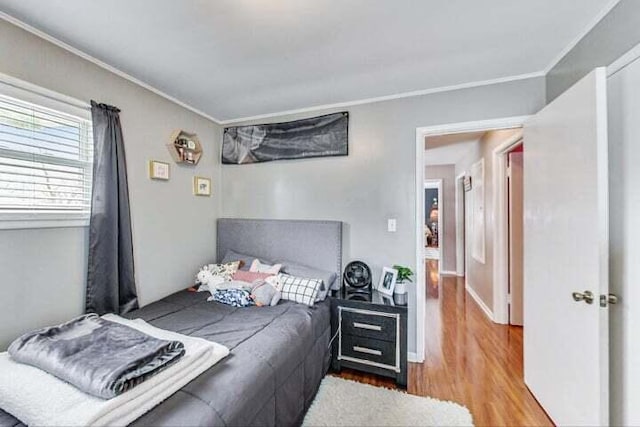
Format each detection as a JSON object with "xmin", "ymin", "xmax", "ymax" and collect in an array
[{"xmin": 278, "ymin": 274, "xmax": 322, "ymax": 307}]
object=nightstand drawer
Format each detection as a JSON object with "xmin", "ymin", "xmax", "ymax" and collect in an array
[
  {"xmin": 340, "ymin": 307, "xmax": 397, "ymax": 342},
  {"xmin": 340, "ymin": 334, "xmax": 397, "ymax": 368}
]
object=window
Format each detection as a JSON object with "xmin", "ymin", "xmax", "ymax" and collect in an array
[{"xmin": 0, "ymin": 79, "xmax": 93, "ymax": 229}]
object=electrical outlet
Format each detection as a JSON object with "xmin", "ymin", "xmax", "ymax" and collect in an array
[{"xmin": 387, "ymin": 218, "xmax": 397, "ymax": 232}]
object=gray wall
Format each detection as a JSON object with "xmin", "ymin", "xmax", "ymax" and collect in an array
[
  {"xmin": 220, "ymin": 78, "xmax": 546, "ymax": 353},
  {"xmin": 424, "ymin": 164, "xmax": 456, "ymax": 272},
  {"xmin": 0, "ymin": 20, "xmax": 222, "ymax": 349},
  {"xmin": 455, "ymin": 129, "xmax": 522, "ymax": 310},
  {"xmin": 546, "ymin": 0, "xmax": 640, "ymax": 102}
]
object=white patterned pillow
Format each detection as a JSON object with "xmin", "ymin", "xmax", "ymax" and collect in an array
[
  {"xmin": 277, "ymin": 274, "xmax": 322, "ymax": 307},
  {"xmin": 207, "ymin": 261, "xmax": 241, "ymax": 281}
]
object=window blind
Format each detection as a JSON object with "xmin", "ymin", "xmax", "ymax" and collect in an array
[{"xmin": 0, "ymin": 93, "xmax": 93, "ymax": 216}]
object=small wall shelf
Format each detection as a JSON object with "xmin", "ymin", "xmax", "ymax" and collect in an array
[{"xmin": 167, "ymin": 130, "xmax": 202, "ymax": 165}]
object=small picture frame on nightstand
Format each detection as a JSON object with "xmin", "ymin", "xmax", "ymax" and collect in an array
[{"xmin": 377, "ymin": 267, "xmax": 397, "ymax": 296}]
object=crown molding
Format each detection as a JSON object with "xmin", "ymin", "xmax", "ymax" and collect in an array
[
  {"xmin": 0, "ymin": 11, "xmax": 223, "ymax": 124},
  {"xmin": 607, "ymin": 40, "xmax": 640, "ymax": 77},
  {"xmin": 1, "ymin": 11, "xmax": 546, "ymax": 126},
  {"xmin": 219, "ymin": 71, "xmax": 545, "ymax": 125},
  {"xmin": 4, "ymin": 1, "xmax": 617, "ymax": 126},
  {"xmin": 543, "ymin": 0, "xmax": 621, "ymax": 74}
]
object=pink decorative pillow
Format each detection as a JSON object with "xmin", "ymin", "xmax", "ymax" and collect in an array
[{"xmin": 232, "ymin": 270, "xmax": 273, "ymax": 283}]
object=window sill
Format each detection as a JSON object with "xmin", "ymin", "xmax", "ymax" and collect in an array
[{"xmin": 0, "ymin": 213, "xmax": 90, "ymax": 230}]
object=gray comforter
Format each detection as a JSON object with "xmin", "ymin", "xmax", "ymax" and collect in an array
[
  {"xmin": 0, "ymin": 290, "xmax": 331, "ymax": 427},
  {"xmin": 7, "ymin": 313, "xmax": 185, "ymax": 399}
]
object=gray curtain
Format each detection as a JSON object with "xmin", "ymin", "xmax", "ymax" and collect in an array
[{"xmin": 86, "ymin": 101, "xmax": 138, "ymax": 315}]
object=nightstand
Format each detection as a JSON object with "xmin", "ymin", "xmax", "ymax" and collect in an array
[{"xmin": 330, "ymin": 289, "xmax": 408, "ymax": 387}]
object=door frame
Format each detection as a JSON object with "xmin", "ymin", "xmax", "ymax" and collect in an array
[
  {"xmin": 455, "ymin": 172, "xmax": 466, "ymax": 277},
  {"xmin": 423, "ymin": 179, "xmax": 443, "ymax": 262},
  {"xmin": 413, "ymin": 115, "xmax": 531, "ymax": 362},
  {"xmin": 492, "ymin": 133, "xmax": 525, "ymax": 325}
]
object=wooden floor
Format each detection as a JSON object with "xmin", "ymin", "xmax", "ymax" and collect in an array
[{"xmin": 335, "ymin": 260, "xmax": 553, "ymax": 426}]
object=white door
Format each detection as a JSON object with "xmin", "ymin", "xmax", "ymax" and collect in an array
[
  {"xmin": 523, "ymin": 68, "xmax": 609, "ymax": 426},
  {"xmin": 508, "ymin": 151, "xmax": 524, "ymax": 326}
]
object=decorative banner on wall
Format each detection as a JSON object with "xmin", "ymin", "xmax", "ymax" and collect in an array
[{"xmin": 222, "ymin": 112, "xmax": 348, "ymax": 164}]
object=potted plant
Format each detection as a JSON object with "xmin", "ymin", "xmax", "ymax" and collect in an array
[{"xmin": 392, "ymin": 265, "xmax": 413, "ymax": 295}]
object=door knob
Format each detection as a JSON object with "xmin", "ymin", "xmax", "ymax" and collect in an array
[
  {"xmin": 572, "ymin": 290, "xmax": 594, "ymax": 304},
  {"xmin": 600, "ymin": 293, "xmax": 619, "ymax": 308}
]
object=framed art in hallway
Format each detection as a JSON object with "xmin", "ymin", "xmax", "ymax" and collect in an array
[
  {"xmin": 377, "ymin": 267, "xmax": 397, "ymax": 296},
  {"xmin": 193, "ymin": 176, "xmax": 211, "ymax": 196}
]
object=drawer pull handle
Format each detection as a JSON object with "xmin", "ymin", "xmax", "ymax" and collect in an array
[
  {"xmin": 353, "ymin": 346, "xmax": 382, "ymax": 356},
  {"xmin": 353, "ymin": 322, "xmax": 382, "ymax": 331}
]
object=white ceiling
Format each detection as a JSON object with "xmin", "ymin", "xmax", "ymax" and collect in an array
[
  {"xmin": 425, "ymin": 131, "xmax": 485, "ymax": 166},
  {"xmin": 0, "ymin": 0, "xmax": 612, "ymax": 122}
]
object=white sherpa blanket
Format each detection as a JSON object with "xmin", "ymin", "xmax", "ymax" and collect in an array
[{"xmin": 0, "ymin": 314, "xmax": 229, "ymax": 427}]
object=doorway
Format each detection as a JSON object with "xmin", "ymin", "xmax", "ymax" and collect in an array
[
  {"xmin": 492, "ymin": 134, "xmax": 526, "ymax": 325},
  {"xmin": 414, "ymin": 115, "xmax": 530, "ymax": 362},
  {"xmin": 424, "ymin": 180, "xmax": 442, "ymax": 261},
  {"xmin": 455, "ymin": 172, "xmax": 466, "ymax": 277},
  {"xmin": 414, "ymin": 69, "xmax": 611, "ymax": 426},
  {"xmin": 417, "ymin": 121, "xmax": 550, "ymax": 426},
  {"xmin": 507, "ymin": 143, "xmax": 524, "ymax": 325}
]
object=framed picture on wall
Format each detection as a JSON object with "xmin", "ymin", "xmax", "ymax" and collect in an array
[
  {"xmin": 193, "ymin": 176, "xmax": 212, "ymax": 196},
  {"xmin": 377, "ymin": 267, "xmax": 398, "ymax": 296},
  {"xmin": 148, "ymin": 160, "xmax": 170, "ymax": 180}
]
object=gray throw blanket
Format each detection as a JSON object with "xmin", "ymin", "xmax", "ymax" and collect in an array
[{"xmin": 8, "ymin": 314, "xmax": 185, "ymax": 399}]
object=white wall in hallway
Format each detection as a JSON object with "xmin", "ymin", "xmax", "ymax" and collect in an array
[{"xmin": 454, "ymin": 129, "xmax": 522, "ymax": 312}]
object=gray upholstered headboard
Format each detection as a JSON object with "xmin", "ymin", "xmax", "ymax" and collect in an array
[{"xmin": 217, "ymin": 218, "xmax": 343, "ymax": 290}]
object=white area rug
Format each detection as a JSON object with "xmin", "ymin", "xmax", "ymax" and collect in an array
[{"xmin": 303, "ymin": 376, "xmax": 473, "ymax": 426}]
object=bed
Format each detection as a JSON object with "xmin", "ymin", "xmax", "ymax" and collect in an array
[{"xmin": 0, "ymin": 218, "xmax": 342, "ymax": 427}]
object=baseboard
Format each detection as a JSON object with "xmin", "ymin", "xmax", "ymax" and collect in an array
[
  {"xmin": 407, "ymin": 352, "xmax": 422, "ymax": 363},
  {"xmin": 440, "ymin": 270, "xmax": 457, "ymax": 276},
  {"xmin": 465, "ymin": 283, "xmax": 494, "ymax": 321}
]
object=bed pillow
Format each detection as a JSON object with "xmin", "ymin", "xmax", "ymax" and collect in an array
[
  {"xmin": 221, "ymin": 250, "xmax": 259, "ymax": 271},
  {"xmin": 195, "ymin": 261, "xmax": 242, "ymax": 293},
  {"xmin": 210, "ymin": 261, "xmax": 241, "ymax": 280},
  {"xmin": 277, "ymin": 274, "xmax": 322, "ymax": 307},
  {"xmin": 209, "ymin": 289, "xmax": 254, "ymax": 307},
  {"xmin": 232, "ymin": 270, "xmax": 273, "ymax": 283},
  {"xmin": 277, "ymin": 261, "xmax": 337, "ymax": 301},
  {"xmin": 250, "ymin": 259, "xmax": 282, "ymax": 275}
]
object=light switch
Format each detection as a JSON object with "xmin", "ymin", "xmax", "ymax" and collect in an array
[{"xmin": 387, "ymin": 218, "xmax": 397, "ymax": 232}]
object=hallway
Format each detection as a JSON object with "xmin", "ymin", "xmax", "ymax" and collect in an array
[
  {"xmin": 336, "ymin": 261, "xmax": 553, "ymax": 426},
  {"xmin": 412, "ymin": 261, "xmax": 552, "ymax": 425}
]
